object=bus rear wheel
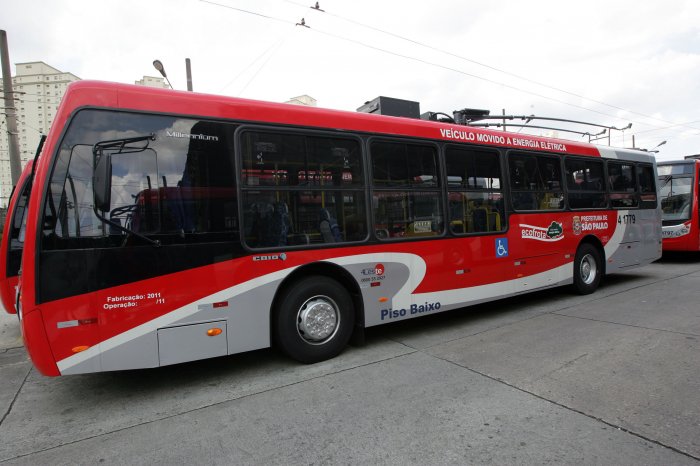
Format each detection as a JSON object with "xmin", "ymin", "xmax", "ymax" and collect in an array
[
  {"xmin": 573, "ymin": 243, "xmax": 602, "ymax": 295},
  {"xmin": 273, "ymin": 276, "xmax": 355, "ymax": 364}
]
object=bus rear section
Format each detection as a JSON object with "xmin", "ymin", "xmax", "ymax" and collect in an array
[
  {"xmin": 1, "ymin": 161, "xmax": 34, "ymax": 314},
  {"xmin": 658, "ymin": 160, "xmax": 700, "ymax": 251},
  {"xmin": 19, "ymin": 81, "xmax": 662, "ymax": 376}
]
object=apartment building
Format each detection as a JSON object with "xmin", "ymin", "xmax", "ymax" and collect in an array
[{"xmin": 0, "ymin": 61, "xmax": 79, "ymax": 207}]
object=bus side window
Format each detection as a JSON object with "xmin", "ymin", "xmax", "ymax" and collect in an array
[
  {"xmin": 240, "ymin": 130, "xmax": 366, "ymax": 248},
  {"xmin": 638, "ymin": 164, "xmax": 657, "ymax": 209},
  {"xmin": 508, "ymin": 152, "xmax": 563, "ymax": 212},
  {"xmin": 565, "ymin": 157, "xmax": 606, "ymax": 210},
  {"xmin": 371, "ymin": 140, "xmax": 443, "ymax": 240},
  {"xmin": 608, "ymin": 161, "xmax": 638, "ymax": 208},
  {"xmin": 445, "ymin": 146, "xmax": 505, "ymax": 233}
]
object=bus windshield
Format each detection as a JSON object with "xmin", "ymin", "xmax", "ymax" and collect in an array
[{"xmin": 659, "ymin": 175, "xmax": 693, "ymax": 222}]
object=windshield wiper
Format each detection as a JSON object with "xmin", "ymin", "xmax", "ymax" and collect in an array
[{"xmin": 92, "ymin": 133, "xmax": 156, "ymax": 158}]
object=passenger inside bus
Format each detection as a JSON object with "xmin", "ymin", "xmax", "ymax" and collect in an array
[{"xmin": 249, "ymin": 201, "xmax": 291, "ymax": 247}]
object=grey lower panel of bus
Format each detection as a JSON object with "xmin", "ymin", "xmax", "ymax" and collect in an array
[
  {"xmin": 60, "ymin": 225, "xmax": 660, "ymax": 375},
  {"xmin": 606, "ymin": 208, "xmax": 661, "ymax": 269},
  {"xmin": 61, "ymin": 279, "xmax": 283, "ymax": 375},
  {"xmin": 59, "ymin": 260, "xmax": 414, "ymax": 375}
]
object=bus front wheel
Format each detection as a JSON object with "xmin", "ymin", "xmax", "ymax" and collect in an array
[
  {"xmin": 573, "ymin": 243, "xmax": 602, "ymax": 295},
  {"xmin": 273, "ymin": 276, "xmax": 355, "ymax": 363}
]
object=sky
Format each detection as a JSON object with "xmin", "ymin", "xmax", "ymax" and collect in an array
[{"xmin": 3, "ymin": 0, "xmax": 700, "ymax": 161}]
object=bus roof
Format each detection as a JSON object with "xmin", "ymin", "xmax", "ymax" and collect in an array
[
  {"xmin": 658, "ymin": 159, "xmax": 700, "ymax": 165},
  {"xmin": 52, "ymin": 80, "xmax": 644, "ymax": 159}
]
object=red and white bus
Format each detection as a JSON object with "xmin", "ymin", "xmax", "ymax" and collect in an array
[
  {"xmin": 1, "ymin": 160, "xmax": 35, "ymax": 314},
  {"xmin": 19, "ymin": 81, "xmax": 661, "ymax": 376},
  {"xmin": 658, "ymin": 158, "xmax": 700, "ymax": 251}
]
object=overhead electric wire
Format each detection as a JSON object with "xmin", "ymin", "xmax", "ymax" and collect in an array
[
  {"xmin": 238, "ymin": 36, "xmax": 289, "ymax": 95},
  {"xmin": 219, "ymin": 30, "xmax": 293, "ymax": 93},
  {"xmin": 300, "ymin": 24, "xmax": 641, "ymax": 123},
  {"xmin": 282, "ymin": 0, "xmax": 700, "ymax": 134},
  {"xmin": 202, "ymin": 1, "xmax": 624, "ymax": 121},
  {"xmin": 631, "ymin": 118, "xmax": 700, "ymax": 135},
  {"xmin": 202, "ymin": 0, "xmax": 699, "ymax": 146},
  {"xmin": 200, "ymin": 0, "xmax": 290, "ymax": 23},
  {"xmin": 13, "ymin": 118, "xmax": 44, "ymax": 134}
]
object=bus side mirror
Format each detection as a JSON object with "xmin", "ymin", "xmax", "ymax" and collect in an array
[{"xmin": 93, "ymin": 154, "xmax": 112, "ymax": 212}]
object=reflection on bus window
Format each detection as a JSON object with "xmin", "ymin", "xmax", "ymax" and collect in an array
[
  {"xmin": 638, "ymin": 164, "xmax": 657, "ymax": 209},
  {"xmin": 445, "ymin": 146, "xmax": 504, "ymax": 234},
  {"xmin": 371, "ymin": 141, "xmax": 443, "ymax": 240},
  {"xmin": 240, "ymin": 130, "xmax": 366, "ymax": 247},
  {"xmin": 565, "ymin": 158, "xmax": 606, "ymax": 209},
  {"xmin": 508, "ymin": 153, "xmax": 564, "ymax": 211},
  {"xmin": 659, "ymin": 175, "xmax": 692, "ymax": 222},
  {"xmin": 42, "ymin": 110, "xmax": 238, "ymax": 250},
  {"xmin": 608, "ymin": 161, "xmax": 638, "ymax": 208},
  {"xmin": 373, "ymin": 191, "xmax": 442, "ymax": 239}
]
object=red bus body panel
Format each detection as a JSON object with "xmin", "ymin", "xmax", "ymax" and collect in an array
[
  {"xmin": 660, "ymin": 160, "xmax": 700, "ymax": 251},
  {"xmin": 19, "ymin": 81, "xmax": 660, "ymax": 376}
]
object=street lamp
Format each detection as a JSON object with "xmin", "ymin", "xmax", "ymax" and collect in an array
[
  {"xmin": 152, "ymin": 59, "xmax": 173, "ymax": 89},
  {"xmin": 650, "ymin": 140, "xmax": 667, "ymax": 153}
]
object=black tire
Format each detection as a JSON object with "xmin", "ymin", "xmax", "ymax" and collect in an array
[
  {"xmin": 273, "ymin": 276, "xmax": 355, "ymax": 364},
  {"xmin": 573, "ymin": 243, "xmax": 602, "ymax": 295}
]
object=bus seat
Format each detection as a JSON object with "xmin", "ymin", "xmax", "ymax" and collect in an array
[{"xmin": 319, "ymin": 208, "xmax": 341, "ymax": 242}]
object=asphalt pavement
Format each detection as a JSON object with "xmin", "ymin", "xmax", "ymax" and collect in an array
[{"xmin": 1, "ymin": 255, "xmax": 699, "ymax": 465}]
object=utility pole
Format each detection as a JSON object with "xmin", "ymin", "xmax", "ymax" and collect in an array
[
  {"xmin": 1, "ymin": 30, "xmax": 21, "ymax": 186},
  {"xmin": 185, "ymin": 58, "xmax": 193, "ymax": 91}
]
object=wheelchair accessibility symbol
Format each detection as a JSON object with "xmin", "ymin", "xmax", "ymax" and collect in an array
[{"xmin": 495, "ymin": 238, "xmax": 508, "ymax": 258}]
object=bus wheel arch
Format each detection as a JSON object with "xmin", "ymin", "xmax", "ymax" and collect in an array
[
  {"xmin": 271, "ymin": 263, "xmax": 363, "ymax": 363},
  {"xmin": 572, "ymin": 237, "xmax": 605, "ymax": 295}
]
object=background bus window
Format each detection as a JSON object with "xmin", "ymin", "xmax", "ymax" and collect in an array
[
  {"xmin": 565, "ymin": 158, "xmax": 606, "ymax": 209},
  {"xmin": 659, "ymin": 175, "xmax": 692, "ymax": 222},
  {"xmin": 7, "ymin": 178, "xmax": 31, "ymax": 277},
  {"xmin": 240, "ymin": 131, "xmax": 366, "ymax": 247},
  {"xmin": 445, "ymin": 146, "xmax": 504, "ymax": 234},
  {"xmin": 371, "ymin": 141, "xmax": 443, "ymax": 240},
  {"xmin": 608, "ymin": 161, "xmax": 638, "ymax": 208},
  {"xmin": 509, "ymin": 153, "xmax": 564, "ymax": 211},
  {"xmin": 638, "ymin": 164, "xmax": 657, "ymax": 209}
]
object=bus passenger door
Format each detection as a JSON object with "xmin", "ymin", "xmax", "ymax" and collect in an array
[{"xmin": 510, "ymin": 214, "xmax": 567, "ymax": 292}]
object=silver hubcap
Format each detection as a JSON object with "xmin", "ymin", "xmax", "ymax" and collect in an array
[
  {"xmin": 297, "ymin": 295, "xmax": 340, "ymax": 344},
  {"xmin": 580, "ymin": 253, "xmax": 597, "ymax": 285}
]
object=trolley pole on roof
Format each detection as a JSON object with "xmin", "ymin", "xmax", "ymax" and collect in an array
[{"xmin": 0, "ymin": 30, "xmax": 22, "ymax": 187}]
